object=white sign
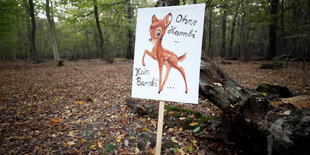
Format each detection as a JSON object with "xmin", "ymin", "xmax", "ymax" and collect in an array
[{"xmin": 131, "ymin": 4, "xmax": 205, "ymax": 104}]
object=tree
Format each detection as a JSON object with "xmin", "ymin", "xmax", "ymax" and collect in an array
[
  {"xmin": 208, "ymin": 6, "xmax": 213, "ymax": 58},
  {"xmin": 46, "ymin": 0, "xmax": 60, "ymax": 63},
  {"xmin": 268, "ymin": 0, "xmax": 279, "ymax": 60},
  {"xmin": 94, "ymin": 0, "xmax": 106, "ymax": 61},
  {"xmin": 126, "ymin": 0, "xmax": 134, "ymax": 59},
  {"xmin": 228, "ymin": 1, "xmax": 240, "ymax": 58},
  {"xmin": 25, "ymin": 0, "xmax": 40, "ymax": 63},
  {"xmin": 221, "ymin": 5, "xmax": 227, "ymax": 58}
]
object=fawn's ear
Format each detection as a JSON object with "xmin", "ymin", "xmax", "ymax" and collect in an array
[
  {"xmin": 163, "ymin": 13, "xmax": 172, "ymax": 28},
  {"xmin": 152, "ymin": 15, "xmax": 158, "ymax": 23}
]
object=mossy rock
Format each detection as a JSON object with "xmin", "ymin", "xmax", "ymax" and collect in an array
[{"xmin": 256, "ymin": 83, "xmax": 292, "ymax": 98}]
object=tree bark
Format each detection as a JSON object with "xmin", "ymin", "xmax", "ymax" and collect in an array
[
  {"xmin": 126, "ymin": 0, "xmax": 134, "ymax": 59},
  {"xmin": 94, "ymin": 1, "xmax": 105, "ymax": 61},
  {"xmin": 228, "ymin": 1, "xmax": 240, "ymax": 58},
  {"xmin": 221, "ymin": 8, "xmax": 227, "ymax": 58},
  {"xmin": 199, "ymin": 54, "xmax": 310, "ymax": 154},
  {"xmin": 268, "ymin": 0, "xmax": 279, "ymax": 60},
  {"xmin": 84, "ymin": 29, "xmax": 91, "ymax": 59},
  {"xmin": 46, "ymin": 0, "xmax": 60, "ymax": 62},
  {"xmin": 26, "ymin": 0, "xmax": 40, "ymax": 63},
  {"xmin": 240, "ymin": 0, "xmax": 245, "ymax": 61},
  {"xmin": 208, "ymin": 7, "xmax": 213, "ymax": 59},
  {"xmin": 202, "ymin": 12, "xmax": 207, "ymax": 53},
  {"xmin": 199, "ymin": 56, "xmax": 249, "ymax": 109}
]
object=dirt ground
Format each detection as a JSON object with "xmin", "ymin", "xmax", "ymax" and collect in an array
[{"xmin": 0, "ymin": 59, "xmax": 309, "ymax": 154}]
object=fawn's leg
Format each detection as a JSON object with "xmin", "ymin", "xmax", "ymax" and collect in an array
[
  {"xmin": 158, "ymin": 60, "xmax": 164, "ymax": 94},
  {"xmin": 160, "ymin": 62, "xmax": 171, "ymax": 93},
  {"xmin": 171, "ymin": 61, "xmax": 188, "ymax": 94},
  {"xmin": 142, "ymin": 49, "xmax": 155, "ymax": 66}
]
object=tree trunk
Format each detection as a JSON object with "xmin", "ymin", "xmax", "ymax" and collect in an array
[
  {"xmin": 208, "ymin": 7, "xmax": 212, "ymax": 59},
  {"xmin": 240, "ymin": 0, "xmax": 245, "ymax": 61},
  {"xmin": 202, "ymin": 12, "xmax": 207, "ymax": 53},
  {"xmin": 26, "ymin": 0, "xmax": 40, "ymax": 63},
  {"xmin": 243, "ymin": 23, "xmax": 251, "ymax": 61},
  {"xmin": 199, "ymin": 55, "xmax": 310, "ymax": 154},
  {"xmin": 221, "ymin": 8, "xmax": 227, "ymax": 58},
  {"xmin": 126, "ymin": 0, "xmax": 134, "ymax": 59},
  {"xmin": 94, "ymin": 1, "xmax": 105, "ymax": 61},
  {"xmin": 84, "ymin": 30, "xmax": 91, "ymax": 59},
  {"xmin": 280, "ymin": 0, "xmax": 286, "ymax": 56},
  {"xmin": 228, "ymin": 1, "xmax": 240, "ymax": 58},
  {"xmin": 46, "ymin": 0, "xmax": 60, "ymax": 62},
  {"xmin": 268, "ymin": 0, "xmax": 279, "ymax": 60}
]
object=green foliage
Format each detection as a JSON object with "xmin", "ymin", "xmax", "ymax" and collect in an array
[
  {"xmin": 104, "ymin": 143, "xmax": 114, "ymax": 155},
  {"xmin": 166, "ymin": 105, "xmax": 202, "ymax": 117},
  {"xmin": 0, "ymin": 0, "xmax": 309, "ymax": 60}
]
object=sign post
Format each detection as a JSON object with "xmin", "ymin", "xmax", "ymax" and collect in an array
[
  {"xmin": 155, "ymin": 101, "xmax": 165, "ymax": 155},
  {"xmin": 132, "ymin": 4, "xmax": 205, "ymax": 154}
]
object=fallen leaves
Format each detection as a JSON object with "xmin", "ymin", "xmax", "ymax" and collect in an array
[
  {"xmin": 115, "ymin": 134, "xmax": 126, "ymax": 143},
  {"xmin": 67, "ymin": 141, "xmax": 75, "ymax": 146},
  {"xmin": 1, "ymin": 59, "xmax": 306, "ymax": 154},
  {"xmin": 189, "ymin": 122, "xmax": 198, "ymax": 126}
]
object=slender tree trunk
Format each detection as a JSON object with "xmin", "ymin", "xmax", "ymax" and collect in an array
[
  {"xmin": 46, "ymin": 0, "xmax": 60, "ymax": 62},
  {"xmin": 26, "ymin": 0, "xmax": 40, "ymax": 63},
  {"xmin": 280, "ymin": 0, "xmax": 286, "ymax": 56},
  {"xmin": 94, "ymin": 1, "xmax": 105, "ymax": 61},
  {"xmin": 84, "ymin": 30, "xmax": 91, "ymax": 59},
  {"xmin": 268, "ymin": 0, "xmax": 279, "ymax": 60},
  {"xmin": 193, "ymin": 0, "xmax": 196, "ymax": 4},
  {"xmin": 228, "ymin": 2, "xmax": 240, "ymax": 58},
  {"xmin": 202, "ymin": 11, "xmax": 207, "ymax": 53},
  {"xmin": 240, "ymin": 0, "xmax": 245, "ymax": 61},
  {"xmin": 221, "ymin": 8, "xmax": 227, "ymax": 58},
  {"xmin": 243, "ymin": 24, "xmax": 251, "ymax": 61},
  {"xmin": 208, "ymin": 7, "xmax": 213, "ymax": 59},
  {"xmin": 94, "ymin": 33, "xmax": 100, "ymax": 58},
  {"xmin": 126, "ymin": 0, "xmax": 134, "ymax": 59}
]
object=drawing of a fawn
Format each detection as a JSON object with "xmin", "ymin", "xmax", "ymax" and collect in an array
[{"xmin": 142, "ymin": 13, "xmax": 188, "ymax": 94}]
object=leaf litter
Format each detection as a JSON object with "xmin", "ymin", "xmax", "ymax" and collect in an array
[{"xmin": 0, "ymin": 59, "xmax": 308, "ymax": 154}]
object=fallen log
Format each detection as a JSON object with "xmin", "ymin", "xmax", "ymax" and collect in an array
[{"xmin": 199, "ymin": 55, "xmax": 310, "ymax": 154}]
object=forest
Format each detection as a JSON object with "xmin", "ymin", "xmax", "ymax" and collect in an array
[
  {"xmin": 0, "ymin": 0, "xmax": 310, "ymax": 154},
  {"xmin": 1, "ymin": 0, "xmax": 309, "ymax": 62}
]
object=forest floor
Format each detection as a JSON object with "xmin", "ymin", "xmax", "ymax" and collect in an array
[{"xmin": 0, "ymin": 59, "xmax": 309, "ymax": 154}]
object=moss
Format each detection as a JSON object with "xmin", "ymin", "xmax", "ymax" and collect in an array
[
  {"xmin": 166, "ymin": 105, "xmax": 219, "ymax": 131},
  {"xmin": 172, "ymin": 111, "xmax": 180, "ymax": 118},
  {"xmin": 183, "ymin": 118, "xmax": 194, "ymax": 130},
  {"xmin": 166, "ymin": 106, "xmax": 202, "ymax": 117},
  {"xmin": 199, "ymin": 116, "xmax": 214, "ymax": 123}
]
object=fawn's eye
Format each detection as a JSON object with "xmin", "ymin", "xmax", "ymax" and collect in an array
[{"xmin": 156, "ymin": 30, "xmax": 161, "ymax": 36}]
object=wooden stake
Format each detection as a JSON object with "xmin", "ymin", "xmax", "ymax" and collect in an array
[{"xmin": 155, "ymin": 100, "xmax": 165, "ymax": 155}]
